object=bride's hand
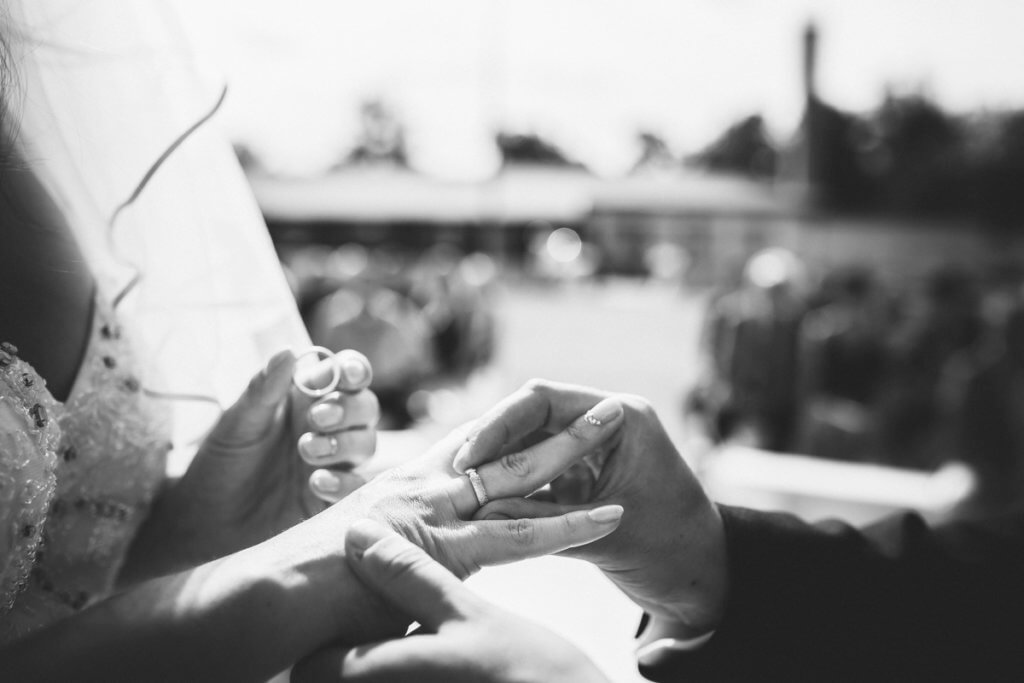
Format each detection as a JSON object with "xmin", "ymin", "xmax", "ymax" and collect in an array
[
  {"xmin": 122, "ymin": 349, "xmax": 379, "ymax": 580},
  {"xmin": 264, "ymin": 395, "xmax": 628, "ymax": 647}
]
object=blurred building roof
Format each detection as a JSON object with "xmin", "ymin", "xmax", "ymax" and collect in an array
[
  {"xmin": 250, "ymin": 164, "xmax": 594, "ymax": 225},
  {"xmin": 251, "ymin": 164, "xmax": 803, "ymax": 225},
  {"xmin": 592, "ymin": 172, "xmax": 803, "ymax": 217}
]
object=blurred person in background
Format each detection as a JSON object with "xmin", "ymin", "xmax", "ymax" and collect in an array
[
  {"xmin": 796, "ymin": 267, "xmax": 891, "ymax": 461},
  {"xmin": 877, "ymin": 266, "xmax": 984, "ymax": 469},
  {"xmin": 296, "ymin": 243, "xmax": 497, "ymax": 428},
  {"xmin": 690, "ymin": 248, "xmax": 807, "ymax": 451},
  {"xmin": 953, "ymin": 303, "xmax": 1024, "ymax": 515}
]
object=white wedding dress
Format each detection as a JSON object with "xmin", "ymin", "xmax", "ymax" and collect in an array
[{"xmin": 0, "ymin": 0, "xmax": 308, "ymax": 642}]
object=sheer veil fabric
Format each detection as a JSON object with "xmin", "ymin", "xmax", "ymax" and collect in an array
[{"xmin": 7, "ymin": 0, "xmax": 309, "ymax": 470}]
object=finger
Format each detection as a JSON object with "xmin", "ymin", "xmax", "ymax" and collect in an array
[
  {"xmin": 473, "ymin": 496, "xmax": 582, "ymax": 521},
  {"xmin": 307, "ymin": 390, "xmax": 381, "ymax": 433},
  {"xmin": 334, "ymin": 349, "xmax": 374, "ymax": 392},
  {"xmin": 206, "ymin": 349, "xmax": 295, "ymax": 446},
  {"xmin": 345, "ymin": 520, "xmax": 480, "ymax": 630},
  {"xmin": 294, "ymin": 349, "xmax": 374, "ymax": 396},
  {"xmin": 308, "ymin": 468, "xmax": 368, "ymax": 504},
  {"xmin": 298, "ymin": 429, "xmax": 376, "ymax": 467},
  {"xmin": 447, "ymin": 398, "xmax": 623, "ymax": 514},
  {"xmin": 451, "ymin": 380, "xmax": 608, "ymax": 473},
  {"xmin": 293, "ymin": 639, "xmax": 449, "ymax": 683},
  {"xmin": 458, "ymin": 504, "xmax": 623, "ymax": 566}
]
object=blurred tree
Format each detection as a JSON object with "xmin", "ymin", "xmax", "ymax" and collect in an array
[
  {"xmin": 967, "ymin": 111, "xmax": 1024, "ymax": 230},
  {"xmin": 343, "ymin": 98, "xmax": 409, "ymax": 167},
  {"xmin": 690, "ymin": 114, "xmax": 777, "ymax": 179},
  {"xmin": 495, "ymin": 131, "xmax": 586, "ymax": 169},
  {"xmin": 630, "ymin": 130, "xmax": 677, "ymax": 174},
  {"xmin": 865, "ymin": 93, "xmax": 966, "ymax": 216}
]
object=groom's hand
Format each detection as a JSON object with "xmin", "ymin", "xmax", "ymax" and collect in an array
[
  {"xmin": 458, "ymin": 379, "xmax": 729, "ymax": 638},
  {"xmin": 292, "ymin": 521, "xmax": 611, "ymax": 683}
]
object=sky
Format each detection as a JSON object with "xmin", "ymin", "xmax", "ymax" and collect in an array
[{"xmin": 173, "ymin": 0, "xmax": 1024, "ymax": 179}]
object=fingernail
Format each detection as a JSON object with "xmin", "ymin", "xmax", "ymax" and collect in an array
[
  {"xmin": 484, "ymin": 512, "xmax": 511, "ymax": 521},
  {"xmin": 300, "ymin": 434, "xmax": 336, "ymax": 460},
  {"xmin": 310, "ymin": 468, "xmax": 342, "ymax": 493},
  {"xmin": 269, "ymin": 349, "xmax": 294, "ymax": 371},
  {"xmin": 583, "ymin": 399, "xmax": 623, "ymax": 428},
  {"xmin": 587, "ymin": 504, "xmax": 624, "ymax": 524},
  {"xmin": 346, "ymin": 519, "xmax": 386, "ymax": 560},
  {"xmin": 342, "ymin": 360, "xmax": 367, "ymax": 385},
  {"xmin": 451, "ymin": 442, "xmax": 472, "ymax": 474},
  {"xmin": 310, "ymin": 402, "xmax": 345, "ymax": 429},
  {"xmin": 346, "ymin": 521, "xmax": 373, "ymax": 560}
]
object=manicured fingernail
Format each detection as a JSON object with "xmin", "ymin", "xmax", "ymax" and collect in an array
[
  {"xmin": 583, "ymin": 399, "xmax": 623, "ymax": 427},
  {"xmin": 310, "ymin": 469, "xmax": 342, "ymax": 493},
  {"xmin": 310, "ymin": 402, "xmax": 344, "ymax": 429},
  {"xmin": 587, "ymin": 504, "xmax": 624, "ymax": 524},
  {"xmin": 342, "ymin": 360, "xmax": 367, "ymax": 385},
  {"xmin": 300, "ymin": 433, "xmax": 336, "ymax": 459}
]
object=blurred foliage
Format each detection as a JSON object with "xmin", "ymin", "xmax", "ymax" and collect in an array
[
  {"xmin": 813, "ymin": 93, "xmax": 1024, "ymax": 227},
  {"xmin": 495, "ymin": 131, "xmax": 586, "ymax": 169},
  {"xmin": 690, "ymin": 114, "xmax": 778, "ymax": 179}
]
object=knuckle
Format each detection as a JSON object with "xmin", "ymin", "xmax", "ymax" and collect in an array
[
  {"xmin": 506, "ymin": 518, "xmax": 535, "ymax": 546},
  {"xmin": 500, "ymin": 449, "xmax": 532, "ymax": 479},
  {"xmin": 624, "ymin": 394, "xmax": 656, "ymax": 419},
  {"xmin": 522, "ymin": 378, "xmax": 549, "ymax": 395},
  {"xmin": 564, "ymin": 420, "xmax": 589, "ymax": 443}
]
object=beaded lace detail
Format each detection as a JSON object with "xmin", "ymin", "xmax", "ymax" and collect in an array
[{"xmin": 0, "ymin": 297, "xmax": 170, "ymax": 643}]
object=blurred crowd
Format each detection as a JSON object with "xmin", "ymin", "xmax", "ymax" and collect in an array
[
  {"xmin": 279, "ymin": 243, "xmax": 498, "ymax": 428},
  {"xmin": 687, "ymin": 248, "xmax": 1024, "ymax": 517}
]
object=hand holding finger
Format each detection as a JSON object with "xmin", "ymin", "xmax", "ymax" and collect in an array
[
  {"xmin": 452, "ymin": 380, "xmax": 608, "ymax": 473},
  {"xmin": 447, "ymin": 397, "xmax": 624, "ymax": 515}
]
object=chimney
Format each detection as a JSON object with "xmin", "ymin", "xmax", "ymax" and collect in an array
[{"xmin": 803, "ymin": 22, "xmax": 818, "ymax": 103}]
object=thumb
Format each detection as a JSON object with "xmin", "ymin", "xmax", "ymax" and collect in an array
[
  {"xmin": 206, "ymin": 349, "xmax": 296, "ymax": 445},
  {"xmin": 345, "ymin": 520, "xmax": 480, "ymax": 631}
]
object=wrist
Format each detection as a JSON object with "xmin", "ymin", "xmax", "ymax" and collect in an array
[{"xmin": 244, "ymin": 512, "xmax": 409, "ymax": 647}]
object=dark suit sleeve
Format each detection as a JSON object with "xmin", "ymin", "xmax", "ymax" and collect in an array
[{"xmin": 639, "ymin": 505, "xmax": 1024, "ymax": 682}]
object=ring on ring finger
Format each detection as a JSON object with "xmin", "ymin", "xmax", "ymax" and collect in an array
[{"xmin": 465, "ymin": 467, "xmax": 490, "ymax": 507}]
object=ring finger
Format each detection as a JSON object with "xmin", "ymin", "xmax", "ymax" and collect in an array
[{"xmin": 449, "ymin": 396, "xmax": 624, "ymax": 516}]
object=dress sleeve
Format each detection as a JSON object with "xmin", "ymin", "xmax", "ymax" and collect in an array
[
  {"xmin": 0, "ymin": 347, "xmax": 61, "ymax": 616},
  {"xmin": 639, "ymin": 504, "xmax": 1024, "ymax": 682}
]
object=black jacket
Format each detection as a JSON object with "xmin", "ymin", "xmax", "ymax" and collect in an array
[{"xmin": 639, "ymin": 505, "xmax": 1024, "ymax": 682}]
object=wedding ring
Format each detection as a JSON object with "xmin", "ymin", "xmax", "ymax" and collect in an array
[
  {"xmin": 292, "ymin": 346, "xmax": 341, "ymax": 398},
  {"xmin": 465, "ymin": 467, "xmax": 489, "ymax": 507},
  {"xmin": 583, "ymin": 411, "xmax": 602, "ymax": 426}
]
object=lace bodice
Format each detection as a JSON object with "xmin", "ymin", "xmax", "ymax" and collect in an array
[{"xmin": 0, "ymin": 297, "xmax": 170, "ymax": 643}]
